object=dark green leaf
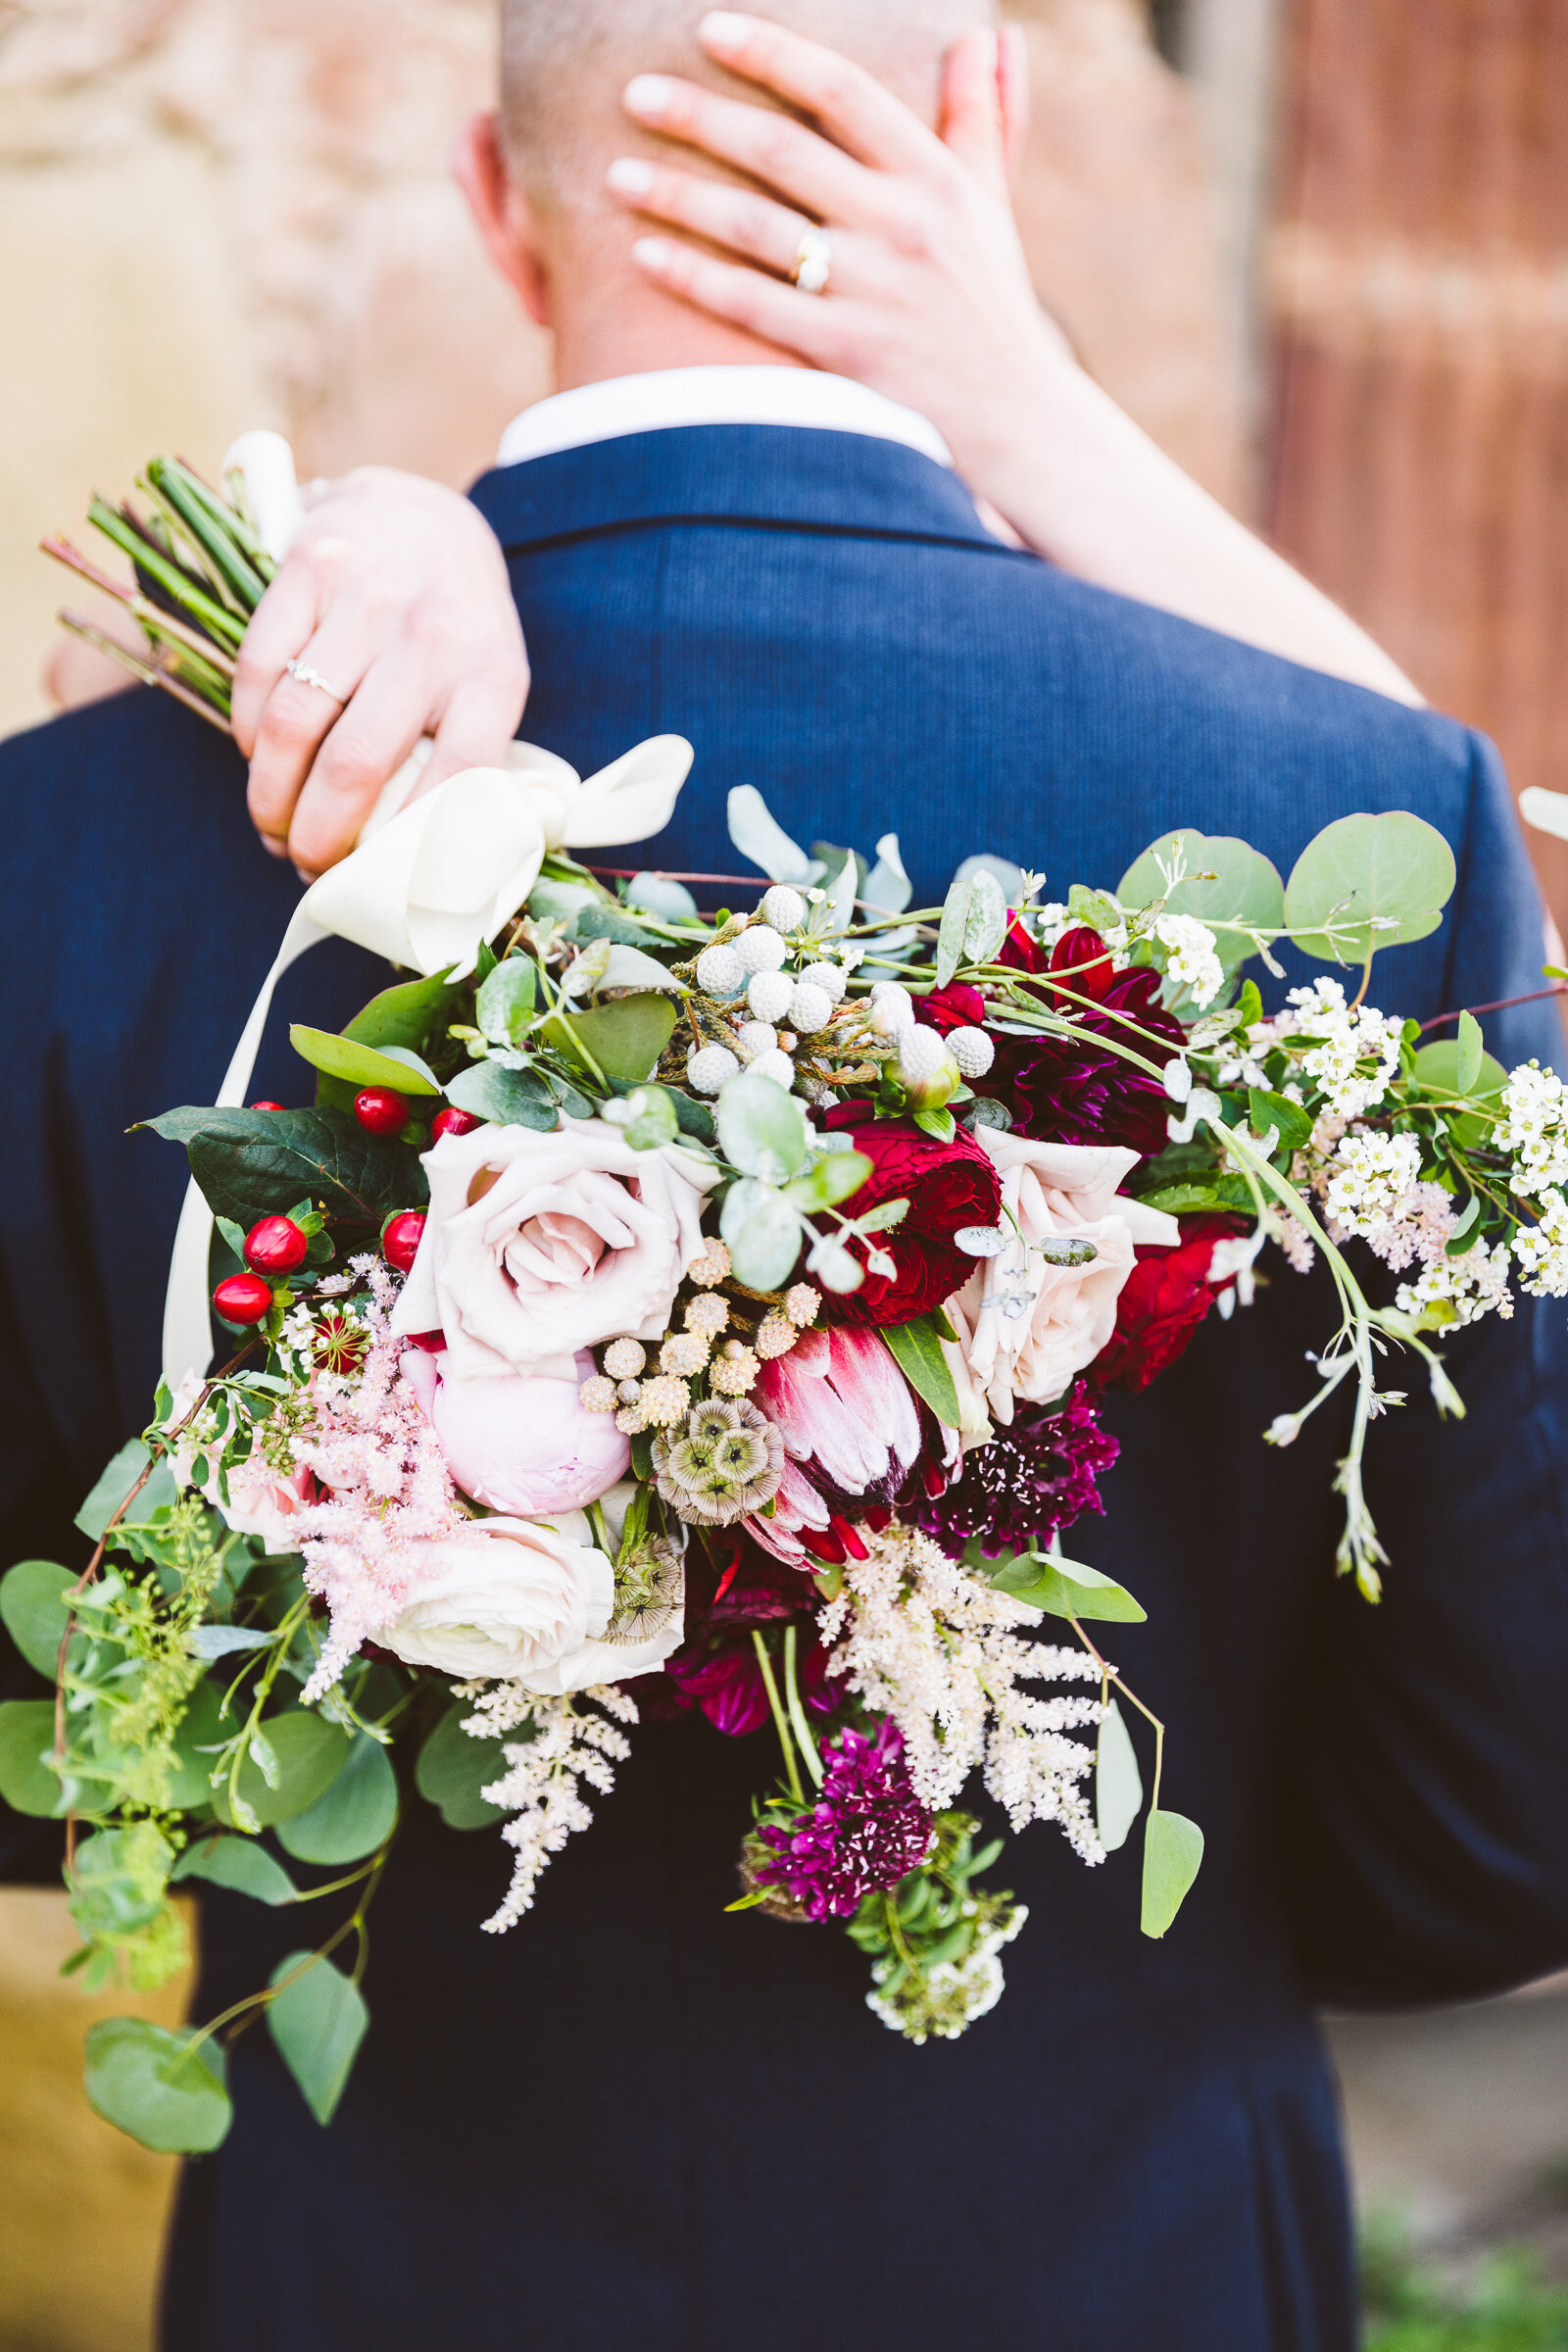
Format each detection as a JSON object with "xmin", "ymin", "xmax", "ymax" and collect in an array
[
  {"xmin": 1247, "ymin": 1088, "xmax": 1313, "ymax": 1153},
  {"xmin": 171, "ymin": 1833, "xmax": 298, "ymax": 1904},
  {"xmin": 267, "ymin": 1950, "xmax": 368, "ymax": 2126},
  {"xmin": 416, "ymin": 1699, "xmax": 509, "ymax": 1830},
  {"xmin": 1445, "ymin": 1195, "xmax": 1483, "ymax": 1256},
  {"xmin": 143, "ymin": 1106, "xmax": 425, "ymax": 1230},
  {"xmin": 0, "ymin": 1559, "xmax": 76, "ymax": 1677},
  {"xmin": 989, "ymin": 1553, "xmax": 1148, "ymax": 1623},
  {"xmin": 213, "ymin": 1710, "xmax": 351, "ymax": 1829},
  {"xmin": 607, "ymin": 1078, "xmax": 714, "ymax": 1145},
  {"xmin": 276, "ymin": 1733, "xmax": 398, "ymax": 1865},
  {"xmin": 445, "ymin": 1060, "xmax": 560, "ymax": 1130},
  {"xmin": 1141, "ymin": 1808, "xmax": 1204, "ymax": 1937},
  {"xmin": 289, "ymin": 1025, "xmax": 440, "ymax": 1096},
  {"xmin": 344, "ymin": 968, "xmax": 462, "ymax": 1054},
  {"xmin": 1284, "ymin": 811, "xmax": 1456, "ymax": 963},
  {"xmin": 84, "ymin": 2019, "xmax": 231, "ymax": 2153},
  {"xmin": 0, "ymin": 1700, "xmax": 65, "ymax": 1816},
  {"xmin": 164, "ymin": 1676, "xmax": 228, "ymax": 1810},
  {"xmin": 1096, "ymin": 1700, "xmax": 1143, "ymax": 1853},
  {"xmin": 880, "ymin": 1315, "xmax": 961, "ymax": 1430},
  {"xmin": 1138, "ymin": 1181, "xmax": 1251, "ymax": 1215}
]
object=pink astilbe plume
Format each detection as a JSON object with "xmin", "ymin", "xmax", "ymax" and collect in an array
[{"xmin": 290, "ymin": 1261, "xmax": 466, "ymax": 1699}]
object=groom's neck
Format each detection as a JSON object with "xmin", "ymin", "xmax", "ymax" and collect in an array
[{"xmin": 545, "ymin": 256, "xmax": 810, "ymax": 391}]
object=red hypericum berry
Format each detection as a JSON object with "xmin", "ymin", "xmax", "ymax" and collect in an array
[
  {"xmin": 213, "ymin": 1272, "xmax": 272, "ymax": 1326},
  {"xmin": 432, "ymin": 1105, "xmax": 482, "ymax": 1142},
  {"xmin": 249, "ymin": 1100, "xmax": 286, "ymax": 1112},
  {"xmin": 382, "ymin": 1210, "xmax": 427, "ymax": 1275},
  {"xmin": 243, "ymin": 1215, "xmax": 309, "ymax": 1275},
  {"xmin": 354, "ymin": 1087, "xmax": 409, "ymax": 1136}
]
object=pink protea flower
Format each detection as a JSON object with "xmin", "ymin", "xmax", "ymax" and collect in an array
[{"xmin": 744, "ymin": 1327, "xmax": 923, "ymax": 1567}]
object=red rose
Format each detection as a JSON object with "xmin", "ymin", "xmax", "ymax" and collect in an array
[
  {"xmin": 820, "ymin": 1109, "xmax": 1002, "ymax": 1327},
  {"xmin": 1091, "ymin": 1214, "xmax": 1245, "ymax": 1392},
  {"xmin": 914, "ymin": 981, "xmax": 987, "ymax": 1034}
]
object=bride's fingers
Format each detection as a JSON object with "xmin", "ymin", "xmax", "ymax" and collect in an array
[
  {"xmin": 608, "ymin": 155, "xmax": 845, "ymax": 287},
  {"xmin": 621, "ymin": 72, "xmax": 872, "ymax": 225},
  {"xmin": 629, "ymin": 233, "xmax": 848, "ymax": 368},
  {"xmin": 229, "ymin": 561, "xmax": 320, "ymax": 761},
  {"xmin": 697, "ymin": 11, "xmax": 943, "ymax": 176},
  {"xmin": 244, "ymin": 619, "xmax": 369, "ymax": 856},
  {"xmin": 282, "ymin": 656, "xmax": 431, "ymax": 878},
  {"xmin": 998, "ymin": 24, "xmax": 1031, "ymax": 184},
  {"xmin": 938, "ymin": 30, "xmax": 1008, "ymax": 198}
]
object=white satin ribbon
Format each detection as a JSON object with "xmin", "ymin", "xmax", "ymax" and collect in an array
[{"xmin": 162, "ymin": 733, "xmax": 693, "ymax": 1389}]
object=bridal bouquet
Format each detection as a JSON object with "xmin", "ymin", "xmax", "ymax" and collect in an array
[{"xmin": 7, "ymin": 461, "xmax": 1566, "ymax": 2159}]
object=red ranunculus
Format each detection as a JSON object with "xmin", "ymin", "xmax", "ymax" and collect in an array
[
  {"xmin": 1091, "ymin": 1213, "xmax": 1244, "ymax": 1392},
  {"xmin": 990, "ymin": 923, "xmax": 1184, "ymax": 1155},
  {"xmin": 914, "ymin": 981, "xmax": 987, "ymax": 1034},
  {"xmin": 820, "ymin": 1109, "xmax": 1002, "ymax": 1327}
]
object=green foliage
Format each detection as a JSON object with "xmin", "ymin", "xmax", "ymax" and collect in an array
[
  {"xmin": 212, "ymin": 1709, "xmax": 351, "ymax": 1830},
  {"xmin": 543, "ymin": 992, "xmax": 677, "ymax": 1082},
  {"xmin": 720, "ymin": 1178, "xmax": 805, "ymax": 1291},
  {"xmin": 75, "ymin": 1439, "xmax": 177, "ymax": 1540},
  {"xmin": 1095, "ymin": 1700, "xmax": 1143, "ymax": 1852},
  {"xmin": 416, "ymin": 1699, "xmax": 509, "ymax": 1830},
  {"xmin": 988, "ymin": 1550, "xmax": 1147, "ymax": 1624},
  {"xmin": 1284, "ymin": 810, "xmax": 1456, "ymax": 964},
  {"xmin": 275, "ymin": 1732, "xmax": 397, "ymax": 1865},
  {"xmin": 0, "ymin": 1559, "xmax": 77, "ymax": 1676},
  {"xmin": 68, "ymin": 1824, "xmax": 187, "ymax": 1987},
  {"xmin": 879, "ymin": 1315, "xmax": 962, "ymax": 1431},
  {"xmin": 84, "ymin": 2018, "xmax": 231, "ymax": 2154},
  {"xmin": 1361, "ymin": 2216, "xmax": 1568, "ymax": 2350},
  {"xmin": 473, "ymin": 955, "xmax": 538, "ymax": 1045},
  {"xmin": 288, "ymin": 1025, "xmax": 440, "ymax": 1096},
  {"xmin": 842, "ymin": 1811, "xmax": 1019, "ymax": 2042},
  {"xmin": 936, "ymin": 868, "xmax": 1007, "ymax": 987},
  {"xmin": 144, "ymin": 1105, "xmax": 425, "ymax": 1231},
  {"xmin": 445, "ymin": 1060, "xmax": 562, "ymax": 1129},
  {"xmin": 1141, "ymin": 1808, "xmax": 1204, "ymax": 1937},
  {"xmin": 267, "ymin": 1950, "xmax": 368, "ymax": 2126},
  {"xmin": 170, "ymin": 1832, "xmax": 298, "ymax": 1905},
  {"xmin": 783, "ymin": 1150, "xmax": 873, "ymax": 1212},
  {"xmin": 1118, "ymin": 830, "xmax": 1285, "ymax": 972},
  {"xmin": 1412, "ymin": 1039, "xmax": 1508, "ymax": 1103},
  {"xmin": 342, "ymin": 969, "xmax": 462, "ymax": 1055},
  {"xmin": 716, "ymin": 1073, "xmax": 808, "ymax": 1185},
  {"xmin": 0, "ymin": 1698, "xmax": 65, "ymax": 1815},
  {"xmin": 1248, "ymin": 1087, "xmax": 1314, "ymax": 1154}
]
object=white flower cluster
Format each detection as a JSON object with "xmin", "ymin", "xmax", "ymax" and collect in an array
[
  {"xmin": 1395, "ymin": 1239, "xmax": 1516, "ymax": 1325},
  {"xmin": 866, "ymin": 1903, "xmax": 1026, "ymax": 2044},
  {"xmin": 1495, "ymin": 1060, "xmax": 1568, "ymax": 1200},
  {"xmin": 1512, "ymin": 1188, "xmax": 1568, "ymax": 1298},
  {"xmin": 1322, "ymin": 1130, "xmax": 1424, "ymax": 1238},
  {"xmin": 1262, "ymin": 978, "xmax": 1403, "ymax": 1119},
  {"xmin": 1152, "ymin": 912, "xmax": 1224, "ymax": 1010},
  {"xmin": 456, "ymin": 1682, "xmax": 639, "ymax": 1934},
  {"xmin": 817, "ymin": 1523, "xmax": 1103, "ymax": 1858}
]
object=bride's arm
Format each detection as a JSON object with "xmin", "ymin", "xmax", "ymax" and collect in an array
[{"xmin": 612, "ymin": 14, "xmax": 1420, "ymax": 708}]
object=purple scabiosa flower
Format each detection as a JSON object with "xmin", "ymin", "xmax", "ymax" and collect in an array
[
  {"xmin": 914, "ymin": 1379, "xmax": 1119, "ymax": 1561},
  {"xmin": 747, "ymin": 1721, "xmax": 934, "ymax": 1921}
]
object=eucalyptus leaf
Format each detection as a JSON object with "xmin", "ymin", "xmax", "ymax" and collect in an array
[
  {"xmin": 1118, "ymin": 830, "xmax": 1284, "ymax": 971},
  {"xmin": 84, "ymin": 2019, "xmax": 231, "ymax": 2154},
  {"xmin": 171, "ymin": 1834, "xmax": 299, "ymax": 1905},
  {"xmin": 962, "ymin": 868, "xmax": 1007, "ymax": 965},
  {"xmin": 1283, "ymin": 811, "xmax": 1456, "ymax": 964},
  {"xmin": 863, "ymin": 834, "xmax": 912, "ymax": 914},
  {"xmin": 212, "ymin": 1710, "xmax": 350, "ymax": 1830},
  {"xmin": 935, "ymin": 876, "xmax": 972, "ymax": 989},
  {"xmin": 623, "ymin": 873, "xmax": 699, "ymax": 922},
  {"xmin": 474, "ymin": 956, "xmax": 538, "ymax": 1044},
  {"xmin": 989, "ymin": 1553, "xmax": 1147, "ymax": 1624},
  {"xmin": 543, "ymin": 993, "xmax": 678, "ymax": 1082},
  {"xmin": 720, "ymin": 1178, "xmax": 805, "ymax": 1291},
  {"xmin": 566, "ymin": 943, "xmax": 688, "ymax": 998},
  {"xmin": 276, "ymin": 1732, "xmax": 398, "ymax": 1866},
  {"xmin": 186, "ymin": 1625, "xmax": 275, "ymax": 1661},
  {"xmin": 1411, "ymin": 1039, "xmax": 1507, "ymax": 1102},
  {"xmin": 783, "ymin": 1151, "xmax": 872, "ymax": 1212},
  {"xmin": 716, "ymin": 1074, "xmax": 808, "ymax": 1185},
  {"xmin": 445, "ymin": 1060, "xmax": 560, "ymax": 1131},
  {"xmin": 288, "ymin": 1026, "xmax": 440, "ymax": 1097},
  {"xmin": 0, "ymin": 1559, "xmax": 76, "ymax": 1677},
  {"xmin": 75, "ymin": 1439, "xmax": 177, "ymax": 1541},
  {"xmin": 880, "ymin": 1315, "xmax": 961, "ymax": 1430},
  {"xmin": 268, "ymin": 1950, "xmax": 368, "ymax": 2126},
  {"xmin": 1455, "ymin": 1009, "xmax": 1485, "ymax": 1096},
  {"xmin": 727, "ymin": 785, "xmax": 820, "ymax": 885},
  {"xmin": 416, "ymin": 1699, "xmax": 509, "ymax": 1830},
  {"xmin": 1096, "ymin": 1699, "xmax": 1144, "ymax": 1853},
  {"xmin": 1141, "ymin": 1808, "xmax": 1204, "ymax": 1938},
  {"xmin": 0, "ymin": 1699, "xmax": 65, "ymax": 1816}
]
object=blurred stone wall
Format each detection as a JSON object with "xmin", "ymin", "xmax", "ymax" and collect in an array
[{"xmin": 0, "ymin": 4, "xmax": 1239, "ymax": 2347}]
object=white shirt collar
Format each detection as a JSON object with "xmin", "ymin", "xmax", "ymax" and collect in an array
[{"xmin": 495, "ymin": 365, "xmax": 953, "ymax": 470}]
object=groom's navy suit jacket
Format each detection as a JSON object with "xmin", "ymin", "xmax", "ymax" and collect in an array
[{"xmin": 4, "ymin": 427, "xmax": 1568, "ymax": 2352}]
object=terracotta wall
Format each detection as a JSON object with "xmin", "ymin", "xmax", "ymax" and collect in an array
[{"xmin": 1264, "ymin": 0, "xmax": 1568, "ymax": 922}]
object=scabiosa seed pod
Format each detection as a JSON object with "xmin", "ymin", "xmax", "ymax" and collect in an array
[
  {"xmin": 684, "ymin": 1292, "xmax": 730, "ymax": 1336},
  {"xmin": 746, "ymin": 970, "xmax": 794, "ymax": 1024},
  {"xmin": 696, "ymin": 943, "xmax": 744, "ymax": 995},
  {"xmin": 688, "ymin": 1044, "xmax": 741, "ymax": 1095},
  {"xmin": 735, "ymin": 923, "xmax": 788, "ymax": 975},
  {"xmin": 801, "ymin": 960, "xmax": 847, "ymax": 1004},
  {"xmin": 651, "ymin": 1396, "xmax": 783, "ymax": 1524},
  {"xmin": 578, "ymin": 1374, "xmax": 618, "ymax": 1413},
  {"xmin": 788, "ymin": 981, "xmax": 833, "ymax": 1034},
  {"xmin": 735, "ymin": 1020, "xmax": 777, "ymax": 1060},
  {"xmin": 750, "ymin": 1048, "xmax": 796, "ymax": 1091},
  {"xmin": 947, "ymin": 1025, "xmax": 995, "ymax": 1079},
  {"xmin": 760, "ymin": 884, "xmax": 807, "ymax": 933},
  {"xmin": 604, "ymin": 1338, "xmax": 647, "ymax": 1380}
]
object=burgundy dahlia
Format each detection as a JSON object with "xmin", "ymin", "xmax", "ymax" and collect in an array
[
  {"xmin": 915, "ymin": 1379, "xmax": 1119, "ymax": 1560},
  {"xmin": 989, "ymin": 922, "xmax": 1183, "ymax": 1156},
  {"xmin": 748, "ymin": 1721, "xmax": 934, "ymax": 1921}
]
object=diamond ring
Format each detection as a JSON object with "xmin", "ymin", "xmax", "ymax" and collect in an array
[
  {"xmin": 791, "ymin": 225, "xmax": 832, "ymax": 297},
  {"xmin": 285, "ymin": 658, "xmax": 346, "ymax": 702}
]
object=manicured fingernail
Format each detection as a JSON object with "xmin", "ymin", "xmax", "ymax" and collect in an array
[
  {"xmin": 631, "ymin": 235, "xmax": 673, "ymax": 270},
  {"xmin": 623, "ymin": 74, "xmax": 673, "ymax": 117},
  {"xmin": 607, "ymin": 157, "xmax": 656, "ymax": 196},
  {"xmin": 700, "ymin": 11, "xmax": 751, "ymax": 51}
]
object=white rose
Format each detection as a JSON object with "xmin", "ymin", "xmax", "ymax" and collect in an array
[
  {"xmin": 514, "ymin": 1481, "xmax": 686, "ymax": 1696},
  {"xmin": 380, "ymin": 1515, "xmax": 613, "ymax": 1683},
  {"xmin": 942, "ymin": 1132, "xmax": 1179, "ymax": 1429},
  {"xmin": 391, "ymin": 1116, "xmax": 717, "ymax": 1379}
]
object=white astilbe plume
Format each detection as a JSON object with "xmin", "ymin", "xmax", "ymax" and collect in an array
[
  {"xmin": 817, "ymin": 1523, "xmax": 1104, "ymax": 1860},
  {"xmin": 457, "ymin": 1682, "xmax": 639, "ymax": 1934}
]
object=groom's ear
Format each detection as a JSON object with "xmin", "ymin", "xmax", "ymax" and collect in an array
[{"xmin": 454, "ymin": 112, "xmax": 553, "ymax": 329}]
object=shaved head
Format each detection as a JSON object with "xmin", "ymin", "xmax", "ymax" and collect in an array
[{"xmin": 501, "ymin": 0, "xmax": 997, "ymax": 203}]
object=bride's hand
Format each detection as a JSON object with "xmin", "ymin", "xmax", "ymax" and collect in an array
[
  {"xmin": 612, "ymin": 14, "xmax": 1061, "ymax": 512},
  {"xmin": 231, "ymin": 466, "xmax": 529, "ymax": 879}
]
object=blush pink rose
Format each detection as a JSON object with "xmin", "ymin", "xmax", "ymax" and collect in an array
[
  {"xmin": 391, "ymin": 1116, "xmax": 716, "ymax": 1379},
  {"xmin": 401, "ymin": 1346, "xmax": 629, "ymax": 1516},
  {"xmin": 379, "ymin": 1513, "xmax": 614, "ymax": 1685},
  {"xmin": 941, "ymin": 1132, "xmax": 1179, "ymax": 1432}
]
